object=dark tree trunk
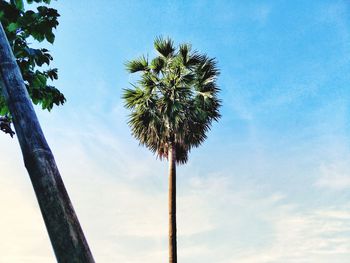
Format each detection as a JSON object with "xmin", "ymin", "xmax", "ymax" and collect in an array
[
  {"xmin": 0, "ymin": 23, "xmax": 95, "ymax": 263},
  {"xmin": 168, "ymin": 143, "xmax": 177, "ymax": 263}
]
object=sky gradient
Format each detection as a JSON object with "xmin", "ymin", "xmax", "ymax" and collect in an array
[{"xmin": 1, "ymin": 0, "xmax": 350, "ymax": 262}]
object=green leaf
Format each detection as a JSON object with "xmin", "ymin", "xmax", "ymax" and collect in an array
[
  {"xmin": 12, "ymin": 0, "xmax": 24, "ymax": 11},
  {"xmin": 46, "ymin": 68, "xmax": 58, "ymax": 80},
  {"xmin": 0, "ymin": 96, "xmax": 9, "ymax": 116},
  {"xmin": 31, "ymin": 31, "xmax": 46, "ymax": 42},
  {"xmin": 45, "ymin": 31, "xmax": 55, "ymax": 43},
  {"xmin": 37, "ymin": 74, "xmax": 47, "ymax": 86},
  {"xmin": 33, "ymin": 73, "xmax": 47, "ymax": 88},
  {"xmin": 7, "ymin": 23, "xmax": 19, "ymax": 33}
]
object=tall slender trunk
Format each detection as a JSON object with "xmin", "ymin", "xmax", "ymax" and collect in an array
[
  {"xmin": 0, "ymin": 23, "xmax": 95, "ymax": 263},
  {"xmin": 168, "ymin": 143, "xmax": 177, "ymax": 263}
]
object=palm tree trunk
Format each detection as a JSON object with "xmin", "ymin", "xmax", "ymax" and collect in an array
[
  {"xmin": 168, "ymin": 143, "xmax": 177, "ymax": 263},
  {"xmin": 0, "ymin": 23, "xmax": 95, "ymax": 263}
]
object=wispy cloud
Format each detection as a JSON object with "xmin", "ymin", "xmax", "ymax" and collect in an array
[
  {"xmin": 2, "ymin": 121, "xmax": 350, "ymax": 262},
  {"xmin": 316, "ymin": 161, "xmax": 350, "ymax": 191},
  {"xmin": 224, "ymin": 205, "xmax": 350, "ymax": 263}
]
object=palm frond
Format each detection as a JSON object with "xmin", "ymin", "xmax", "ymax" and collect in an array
[
  {"xmin": 186, "ymin": 52, "xmax": 203, "ymax": 67},
  {"xmin": 125, "ymin": 56, "xmax": 149, "ymax": 73},
  {"xmin": 196, "ymin": 56, "xmax": 220, "ymax": 84},
  {"xmin": 122, "ymin": 85, "xmax": 146, "ymax": 109},
  {"xmin": 150, "ymin": 56, "xmax": 165, "ymax": 74},
  {"xmin": 178, "ymin": 43, "xmax": 191, "ymax": 66},
  {"xmin": 154, "ymin": 36, "xmax": 175, "ymax": 58}
]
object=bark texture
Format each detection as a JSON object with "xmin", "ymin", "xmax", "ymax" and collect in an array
[
  {"xmin": 168, "ymin": 143, "xmax": 177, "ymax": 263},
  {"xmin": 0, "ymin": 23, "xmax": 95, "ymax": 263}
]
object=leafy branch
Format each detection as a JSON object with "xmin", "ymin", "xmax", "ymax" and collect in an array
[{"xmin": 0, "ymin": 0, "xmax": 65, "ymax": 118}]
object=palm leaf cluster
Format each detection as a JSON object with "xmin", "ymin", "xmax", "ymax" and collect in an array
[{"xmin": 123, "ymin": 37, "xmax": 220, "ymax": 164}]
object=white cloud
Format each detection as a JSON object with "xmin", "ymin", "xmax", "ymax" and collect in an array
[
  {"xmin": 2, "ymin": 128, "xmax": 350, "ymax": 262},
  {"xmin": 2, "ymin": 90, "xmax": 350, "ymax": 262},
  {"xmin": 0, "ymin": 136, "xmax": 54, "ymax": 263},
  {"xmin": 224, "ymin": 205, "xmax": 350, "ymax": 263},
  {"xmin": 316, "ymin": 162, "xmax": 350, "ymax": 190}
]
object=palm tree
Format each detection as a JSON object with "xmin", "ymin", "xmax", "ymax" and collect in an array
[{"xmin": 123, "ymin": 36, "xmax": 221, "ymax": 263}]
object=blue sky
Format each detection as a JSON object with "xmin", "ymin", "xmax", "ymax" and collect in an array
[{"xmin": 1, "ymin": 0, "xmax": 350, "ymax": 262}]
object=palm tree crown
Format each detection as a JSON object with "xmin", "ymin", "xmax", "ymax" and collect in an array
[{"xmin": 123, "ymin": 37, "xmax": 221, "ymax": 164}]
